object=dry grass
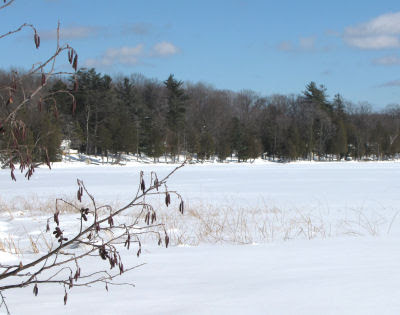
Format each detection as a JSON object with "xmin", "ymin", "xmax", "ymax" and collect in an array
[
  {"xmin": 156, "ymin": 202, "xmax": 390, "ymax": 246},
  {"xmin": 0, "ymin": 196, "xmax": 394, "ymax": 253}
]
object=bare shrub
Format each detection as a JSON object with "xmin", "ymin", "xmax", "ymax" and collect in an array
[{"xmin": 0, "ymin": 162, "xmax": 185, "ymax": 313}]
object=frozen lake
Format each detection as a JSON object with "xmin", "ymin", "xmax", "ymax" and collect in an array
[
  {"xmin": 1, "ymin": 161, "xmax": 400, "ymax": 314},
  {"xmin": 2, "ymin": 161, "xmax": 400, "ymax": 213}
]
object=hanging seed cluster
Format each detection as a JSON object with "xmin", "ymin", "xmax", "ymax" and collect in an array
[{"xmin": 26, "ymin": 164, "xmax": 185, "ymax": 306}]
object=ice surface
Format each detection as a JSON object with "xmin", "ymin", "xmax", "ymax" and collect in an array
[{"xmin": 0, "ymin": 161, "xmax": 399, "ymax": 314}]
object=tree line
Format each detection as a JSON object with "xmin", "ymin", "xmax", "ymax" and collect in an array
[{"xmin": 1, "ymin": 68, "xmax": 400, "ymax": 163}]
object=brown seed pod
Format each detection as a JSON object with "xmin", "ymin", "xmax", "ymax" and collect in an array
[
  {"xmin": 41, "ymin": 73, "xmax": 46, "ymax": 86},
  {"xmin": 72, "ymin": 54, "xmax": 78, "ymax": 71},
  {"xmin": 108, "ymin": 215, "xmax": 114, "ymax": 227},
  {"xmin": 34, "ymin": 32, "xmax": 40, "ymax": 49},
  {"xmin": 141, "ymin": 178, "xmax": 145, "ymax": 193},
  {"xmin": 179, "ymin": 200, "xmax": 184, "ymax": 214},
  {"xmin": 54, "ymin": 212, "xmax": 59, "ymax": 226},
  {"xmin": 165, "ymin": 192, "xmax": 170, "ymax": 207},
  {"xmin": 33, "ymin": 284, "xmax": 38, "ymax": 296},
  {"xmin": 68, "ymin": 49, "xmax": 73, "ymax": 64},
  {"xmin": 64, "ymin": 292, "xmax": 68, "ymax": 305},
  {"xmin": 165, "ymin": 234, "xmax": 169, "ymax": 248},
  {"xmin": 119, "ymin": 262, "xmax": 124, "ymax": 274}
]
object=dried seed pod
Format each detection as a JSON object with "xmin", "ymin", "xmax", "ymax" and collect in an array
[
  {"xmin": 34, "ymin": 32, "xmax": 40, "ymax": 49},
  {"xmin": 41, "ymin": 73, "xmax": 46, "ymax": 86},
  {"xmin": 141, "ymin": 178, "xmax": 145, "ymax": 193},
  {"xmin": 54, "ymin": 212, "xmax": 60, "ymax": 226},
  {"xmin": 124, "ymin": 234, "xmax": 131, "ymax": 249},
  {"xmin": 137, "ymin": 247, "xmax": 141, "ymax": 257},
  {"xmin": 108, "ymin": 215, "xmax": 114, "ymax": 227},
  {"xmin": 72, "ymin": 54, "xmax": 78, "ymax": 71},
  {"xmin": 33, "ymin": 284, "xmax": 38, "ymax": 296},
  {"xmin": 99, "ymin": 246, "xmax": 107, "ymax": 260},
  {"xmin": 74, "ymin": 269, "xmax": 79, "ymax": 281},
  {"xmin": 77, "ymin": 186, "xmax": 83, "ymax": 202},
  {"xmin": 144, "ymin": 212, "xmax": 150, "ymax": 225},
  {"xmin": 64, "ymin": 292, "xmax": 68, "ymax": 305},
  {"xmin": 11, "ymin": 170, "xmax": 16, "ymax": 181},
  {"xmin": 68, "ymin": 49, "xmax": 73, "ymax": 64},
  {"xmin": 165, "ymin": 234, "xmax": 169, "ymax": 248},
  {"xmin": 165, "ymin": 192, "xmax": 170, "ymax": 207},
  {"xmin": 179, "ymin": 200, "xmax": 184, "ymax": 214},
  {"xmin": 119, "ymin": 262, "xmax": 124, "ymax": 274}
]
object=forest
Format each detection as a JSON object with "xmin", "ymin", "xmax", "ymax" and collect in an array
[{"xmin": 1, "ymin": 67, "xmax": 400, "ymax": 163}]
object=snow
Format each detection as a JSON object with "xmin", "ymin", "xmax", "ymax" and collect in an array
[
  {"xmin": 3, "ymin": 238, "xmax": 400, "ymax": 314},
  {"xmin": 0, "ymin": 161, "xmax": 400, "ymax": 314}
]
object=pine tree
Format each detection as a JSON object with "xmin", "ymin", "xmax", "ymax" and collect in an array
[{"xmin": 164, "ymin": 74, "xmax": 187, "ymax": 161}]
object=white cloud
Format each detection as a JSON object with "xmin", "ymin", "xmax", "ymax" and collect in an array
[
  {"xmin": 378, "ymin": 79, "xmax": 400, "ymax": 87},
  {"xmin": 151, "ymin": 41, "xmax": 179, "ymax": 57},
  {"xmin": 373, "ymin": 55, "xmax": 400, "ymax": 66},
  {"xmin": 299, "ymin": 36, "xmax": 316, "ymax": 50},
  {"xmin": 277, "ymin": 36, "xmax": 317, "ymax": 52},
  {"xmin": 85, "ymin": 44, "xmax": 144, "ymax": 67},
  {"xmin": 41, "ymin": 26, "xmax": 99, "ymax": 40},
  {"xmin": 344, "ymin": 35, "xmax": 400, "ymax": 49},
  {"xmin": 123, "ymin": 23, "xmax": 153, "ymax": 35},
  {"xmin": 84, "ymin": 41, "xmax": 180, "ymax": 68},
  {"xmin": 344, "ymin": 12, "xmax": 400, "ymax": 49},
  {"xmin": 277, "ymin": 41, "xmax": 293, "ymax": 52}
]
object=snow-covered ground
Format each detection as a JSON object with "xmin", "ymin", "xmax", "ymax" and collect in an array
[{"xmin": 1, "ymin": 161, "xmax": 400, "ymax": 314}]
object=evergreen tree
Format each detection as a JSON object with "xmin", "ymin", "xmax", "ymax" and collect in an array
[{"xmin": 164, "ymin": 74, "xmax": 187, "ymax": 160}]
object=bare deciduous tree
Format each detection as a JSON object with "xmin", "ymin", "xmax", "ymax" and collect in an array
[
  {"xmin": 0, "ymin": 2, "xmax": 186, "ymax": 313},
  {"xmin": 0, "ymin": 0, "xmax": 78, "ymax": 179},
  {"xmin": 0, "ymin": 161, "xmax": 185, "ymax": 313}
]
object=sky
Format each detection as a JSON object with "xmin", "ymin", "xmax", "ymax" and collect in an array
[{"xmin": 2, "ymin": 0, "xmax": 400, "ymax": 109}]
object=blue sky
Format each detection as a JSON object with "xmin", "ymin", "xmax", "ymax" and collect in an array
[{"xmin": 2, "ymin": 0, "xmax": 400, "ymax": 109}]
